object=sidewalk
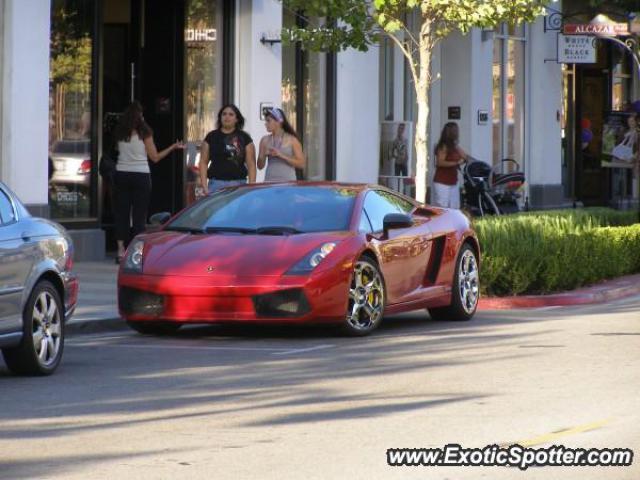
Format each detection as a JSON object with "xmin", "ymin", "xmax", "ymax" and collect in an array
[
  {"xmin": 67, "ymin": 259, "xmax": 640, "ymax": 334},
  {"xmin": 478, "ymin": 273, "xmax": 640, "ymax": 310},
  {"xmin": 68, "ymin": 259, "xmax": 122, "ymax": 334}
]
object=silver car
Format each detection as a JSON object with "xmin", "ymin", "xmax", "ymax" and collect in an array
[
  {"xmin": 0, "ymin": 181, "xmax": 78, "ymax": 375},
  {"xmin": 49, "ymin": 139, "xmax": 91, "ymax": 188}
]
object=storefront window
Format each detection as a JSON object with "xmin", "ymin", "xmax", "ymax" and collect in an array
[
  {"xmin": 303, "ymin": 51, "xmax": 327, "ymax": 180},
  {"xmin": 611, "ymin": 45, "xmax": 631, "ymax": 111},
  {"xmin": 0, "ymin": 0, "xmax": 4, "ymax": 177},
  {"xmin": 381, "ymin": 37, "xmax": 394, "ymax": 121},
  {"xmin": 282, "ymin": 9, "xmax": 297, "ymax": 132},
  {"xmin": 282, "ymin": 11, "xmax": 328, "ymax": 181},
  {"xmin": 48, "ymin": 0, "xmax": 96, "ymax": 220},
  {"xmin": 492, "ymin": 24, "xmax": 526, "ymax": 170},
  {"xmin": 184, "ymin": 0, "xmax": 222, "ymax": 205}
]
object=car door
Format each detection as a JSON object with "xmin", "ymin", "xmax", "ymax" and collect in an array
[
  {"xmin": 361, "ymin": 190, "xmax": 431, "ymax": 304},
  {"xmin": 0, "ymin": 188, "xmax": 28, "ymax": 336}
]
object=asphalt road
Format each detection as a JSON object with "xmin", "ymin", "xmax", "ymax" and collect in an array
[{"xmin": 1, "ymin": 295, "xmax": 639, "ymax": 479}]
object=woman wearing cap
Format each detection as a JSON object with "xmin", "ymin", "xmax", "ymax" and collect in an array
[
  {"xmin": 199, "ymin": 104, "xmax": 256, "ymax": 194},
  {"xmin": 257, "ymin": 107, "xmax": 305, "ymax": 181}
]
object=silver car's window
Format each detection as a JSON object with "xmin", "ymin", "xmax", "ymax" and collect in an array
[{"xmin": 0, "ymin": 189, "xmax": 17, "ymax": 225}]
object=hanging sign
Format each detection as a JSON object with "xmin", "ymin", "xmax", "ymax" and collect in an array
[
  {"xmin": 563, "ymin": 23, "xmax": 629, "ymax": 36},
  {"xmin": 557, "ymin": 35, "xmax": 597, "ymax": 64}
]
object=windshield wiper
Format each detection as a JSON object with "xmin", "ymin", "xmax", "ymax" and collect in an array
[
  {"xmin": 204, "ymin": 226, "xmax": 258, "ymax": 234},
  {"xmin": 255, "ymin": 226, "xmax": 304, "ymax": 235},
  {"xmin": 165, "ymin": 226, "xmax": 204, "ymax": 234}
]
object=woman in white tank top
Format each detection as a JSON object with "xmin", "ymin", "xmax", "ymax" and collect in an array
[
  {"xmin": 257, "ymin": 107, "xmax": 305, "ymax": 182},
  {"xmin": 113, "ymin": 101, "xmax": 184, "ymax": 262}
]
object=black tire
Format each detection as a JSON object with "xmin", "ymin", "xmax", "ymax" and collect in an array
[
  {"xmin": 479, "ymin": 191, "xmax": 501, "ymax": 216},
  {"xmin": 342, "ymin": 256, "xmax": 386, "ymax": 336},
  {"xmin": 428, "ymin": 244, "xmax": 479, "ymax": 321},
  {"xmin": 127, "ymin": 321, "xmax": 181, "ymax": 335},
  {"xmin": 2, "ymin": 280, "xmax": 65, "ymax": 376}
]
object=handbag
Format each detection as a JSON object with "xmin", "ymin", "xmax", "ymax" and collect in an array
[
  {"xmin": 99, "ymin": 152, "xmax": 117, "ymax": 182},
  {"xmin": 611, "ymin": 135, "xmax": 635, "ymax": 162}
]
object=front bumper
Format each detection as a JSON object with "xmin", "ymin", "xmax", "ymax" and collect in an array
[{"xmin": 118, "ymin": 268, "xmax": 350, "ymax": 324}]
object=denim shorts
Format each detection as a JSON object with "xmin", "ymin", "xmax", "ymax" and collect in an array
[{"xmin": 207, "ymin": 178, "xmax": 246, "ymax": 194}]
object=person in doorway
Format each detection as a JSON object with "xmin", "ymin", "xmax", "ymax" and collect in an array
[
  {"xmin": 391, "ymin": 123, "xmax": 408, "ymax": 176},
  {"xmin": 114, "ymin": 101, "xmax": 184, "ymax": 263},
  {"xmin": 257, "ymin": 107, "xmax": 305, "ymax": 181},
  {"xmin": 432, "ymin": 122, "xmax": 467, "ymax": 209},
  {"xmin": 199, "ymin": 104, "xmax": 256, "ymax": 194}
]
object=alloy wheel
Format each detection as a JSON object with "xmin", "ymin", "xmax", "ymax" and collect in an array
[
  {"xmin": 458, "ymin": 249, "xmax": 479, "ymax": 314},
  {"xmin": 31, "ymin": 291, "xmax": 62, "ymax": 367},
  {"xmin": 346, "ymin": 260, "xmax": 384, "ymax": 332}
]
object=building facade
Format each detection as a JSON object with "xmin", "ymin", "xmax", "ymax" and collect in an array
[{"xmin": 0, "ymin": 0, "xmax": 636, "ymax": 260}]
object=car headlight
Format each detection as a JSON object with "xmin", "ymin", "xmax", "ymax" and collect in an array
[
  {"xmin": 286, "ymin": 242, "xmax": 337, "ymax": 275},
  {"xmin": 123, "ymin": 239, "xmax": 145, "ymax": 273}
]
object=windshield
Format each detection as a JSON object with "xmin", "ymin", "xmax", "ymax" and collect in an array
[{"xmin": 167, "ymin": 185, "xmax": 358, "ymax": 233}]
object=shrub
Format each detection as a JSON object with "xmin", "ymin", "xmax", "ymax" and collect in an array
[{"xmin": 475, "ymin": 208, "xmax": 640, "ymax": 296}]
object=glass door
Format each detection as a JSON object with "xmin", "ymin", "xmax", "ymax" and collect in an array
[
  {"xmin": 183, "ymin": 0, "xmax": 224, "ymax": 206},
  {"xmin": 48, "ymin": 0, "xmax": 97, "ymax": 221}
]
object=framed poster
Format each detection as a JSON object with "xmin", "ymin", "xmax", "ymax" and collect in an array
[
  {"xmin": 601, "ymin": 112, "xmax": 637, "ymax": 168},
  {"xmin": 379, "ymin": 121, "xmax": 415, "ymax": 196}
]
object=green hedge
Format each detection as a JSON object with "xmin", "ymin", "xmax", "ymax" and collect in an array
[{"xmin": 475, "ymin": 209, "xmax": 640, "ymax": 296}]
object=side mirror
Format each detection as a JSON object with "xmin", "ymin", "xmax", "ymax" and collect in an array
[
  {"xmin": 149, "ymin": 212, "xmax": 171, "ymax": 226},
  {"xmin": 383, "ymin": 213, "xmax": 413, "ymax": 236}
]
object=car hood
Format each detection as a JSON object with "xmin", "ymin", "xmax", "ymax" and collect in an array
[{"xmin": 140, "ymin": 230, "xmax": 352, "ymax": 276}]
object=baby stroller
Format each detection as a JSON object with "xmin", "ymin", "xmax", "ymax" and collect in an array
[{"xmin": 461, "ymin": 158, "xmax": 525, "ymax": 216}]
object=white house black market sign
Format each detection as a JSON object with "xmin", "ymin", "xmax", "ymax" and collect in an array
[{"xmin": 557, "ymin": 35, "xmax": 597, "ymax": 63}]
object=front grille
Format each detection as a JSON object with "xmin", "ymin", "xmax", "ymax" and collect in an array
[
  {"xmin": 119, "ymin": 286, "xmax": 165, "ymax": 316},
  {"xmin": 252, "ymin": 289, "xmax": 311, "ymax": 318}
]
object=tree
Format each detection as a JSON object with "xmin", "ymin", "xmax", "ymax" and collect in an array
[{"xmin": 281, "ymin": 1, "xmax": 546, "ymax": 202}]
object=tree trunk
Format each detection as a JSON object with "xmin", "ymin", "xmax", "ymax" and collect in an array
[{"xmin": 414, "ymin": 22, "xmax": 433, "ymax": 203}]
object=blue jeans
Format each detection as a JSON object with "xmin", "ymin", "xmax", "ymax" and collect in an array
[{"xmin": 208, "ymin": 178, "xmax": 246, "ymax": 194}]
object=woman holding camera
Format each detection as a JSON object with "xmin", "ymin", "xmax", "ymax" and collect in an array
[{"xmin": 257, "ymin": 107, "xmax": 305, "ymax": 182}]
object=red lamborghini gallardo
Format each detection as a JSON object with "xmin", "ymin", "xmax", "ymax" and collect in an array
[{"xmin": 118, "ymin": 182, "xmax": 480, "ymax": 336}]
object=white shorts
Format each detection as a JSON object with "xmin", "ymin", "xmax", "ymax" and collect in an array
[{"xmin": 432, "ymin": 182, "xmax": 460, "ymax": 209}]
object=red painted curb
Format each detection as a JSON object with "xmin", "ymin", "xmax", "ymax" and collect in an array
[{"xmin": 478, "ymin": 273, "xmax": 640, "ymax": 310}]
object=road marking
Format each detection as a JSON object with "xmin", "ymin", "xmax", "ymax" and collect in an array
[
  {"xmin": 504, "ymin": 418, "xmax": 612, "ymax": 447},
  {"xmin": 68, "ymin": 341, "xmax": 290, "ymax": 353},
  {"xmin": 272, "ymin": 344, "xmax": 335, "ymax": 356},
  {"xmin": 532, "ymin": 306, "xmax": 563, "ymax": 311},
  {"xmin": 67, "ymin": 339, "xmax": 334, "ymax": 356}
]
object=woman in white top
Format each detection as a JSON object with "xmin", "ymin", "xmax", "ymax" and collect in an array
[
  {"xmin": 257, "ymin": 107, "xmax": 305, "ymax": 181},
  {"xmin": 114, "ymin": 101, "xmax": 184, "ymax": 262}
]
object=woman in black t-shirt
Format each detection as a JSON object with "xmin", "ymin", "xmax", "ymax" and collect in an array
[{"xmin": 199, "ymin": 104, "xmax": 256, "ymax": 194}]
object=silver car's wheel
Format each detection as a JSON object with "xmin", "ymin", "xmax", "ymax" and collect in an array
[
  {"xmin": 2, "ymin": 280, "xmax": 65, "ymax": 375},
  {"xmin": 343, "ymin": 258, "xmax": 385, "ymax": 336}
]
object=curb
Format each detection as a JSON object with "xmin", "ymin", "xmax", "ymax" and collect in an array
[
  {"xmin": 64, "ymin": 274, "xmax": 640, "ymax": 332},
  {"xmin": 478, "ymin": 273, "xmax": 640, "ymax": 310}
]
